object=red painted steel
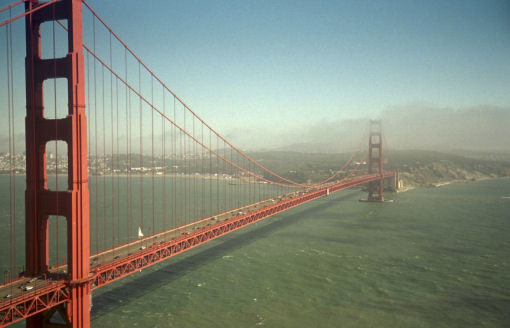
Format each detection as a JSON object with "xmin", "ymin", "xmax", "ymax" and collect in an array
[
  {"xmin": 0, "ymin": 0, "xmax": 59, "ymax": 28},
  {"xmin": 0, "ymin": 0, "xmax": 24, "ymax": 15},
  {"xmin": 0, "ymin": 284, "xmax": 70, "ymax": 327},
  {"xmin": 24, "ymin": 0, "xmax": 90, "ymax": 326},
  {"xmin": 368, "ymin": 120, "xmax": 384, "ymax": 201}
]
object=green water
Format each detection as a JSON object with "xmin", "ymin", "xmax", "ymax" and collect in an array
[
  {"xmin": 89, "ymin": 179, "xmax": 509, "ymax": 327},
  {"xmin": 0, "ymin": 175, "xmax": 285, "ymax": 271},
  {"xmin": 2, "ymin": 178, "xmax": 510, "ymax": 327}
]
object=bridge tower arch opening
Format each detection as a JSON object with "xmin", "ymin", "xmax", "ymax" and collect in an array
[{"xmin": 25, "ymin": 0, "xmax": 90, "ymax": 327}]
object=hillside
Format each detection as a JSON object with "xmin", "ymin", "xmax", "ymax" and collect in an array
[
  {"xmin": 247, "ymin": 150, "xmax": 510, "ymax": 187},
  {"xmin": 385, "ymin": 150, "xmax": 510, "ymax": 187}
]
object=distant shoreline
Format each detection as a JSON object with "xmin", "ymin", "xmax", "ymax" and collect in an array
[
  {"xmin": 2, "ymin": 173, "xmax": 508, "ymax": 188},
  {"xmin": 397, "ymin": 176, "xmax": 508, "ymax": 192},
  {"xmin": 0, "ymin": 172, "xmax": 243, "ymax": 179}
]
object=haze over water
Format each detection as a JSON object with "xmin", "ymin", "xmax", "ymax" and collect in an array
[{"xmin": 86, "ymin": 178, "xmax": 509, "ymax": 327}]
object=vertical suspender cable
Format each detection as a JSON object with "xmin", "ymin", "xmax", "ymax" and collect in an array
[
  {"xmin": 193, "ymin": 116, "xmax": 197, "ymax": 220},
  {"xmin": 93, "ymin": 15, "xmax": 98, "ymax": 255},
  {"xmin": 201, "ymin": 123, "xmax": 205, "ymax": 218},
  {"xmin": 248, "ymin": 159, "xmax": 251, "ymax": 204},
  {"xmin": 109, "ymin": 33, "xmax": 116, "ymax": 249},
  {"xmin": 236, "ymin": 150, "xmax": 239, "ymax": 208},
  {"xmin": 9, "ymin": 7, "xmax": 17, "ymax": 277},
  {"xmin": 5, "ymin": 16, "xmax": 14, "ymax": 284},
  {"xmin": 125, "ymin": 48, "xmax": 132, "ymax": 250},
  {"xmin": 238, "ymin": 153, "xmax": 242, "ymax": 208},
  {"xmin": 151, "ymin": 76, "xmax": 155, "ymax": 237},
  {"xmin": 179, "ymin": 105, "xmax": 183, "ymax": 226},
  {"xmin": 181, "ymin": 105, "xmax": 188, "ymax": 224},
  {"xmin": 209, "ymin": 129, "xmax": 212, "ymax": 217},
  {"xmin": 173, "ymin": 96, "xmax": 176, "ymax": 231},
  {"xmin": 216, "ymin": 135, "xmax": 219, "ymax": 213},
  {"xmin": 230, "ymin": 144, "xmax": 233, "ymax": 211},
  {"xmin": 138, "ymin": 62, "xmax": 144, "ymax": 245},
  {"xmin": 102, "ymin": 63, "xmax": 106, "ymax": 255},
  {"xmin": 109, "ymin": 32, "xmax": 115, "ymax": 253},
  {"xmin": 223, "ymin": 140, "xmax": 226, "ymax": 210},
  {"xmin": 190, "ymin": 115, "xmax": 193, "ymax": 220},
  {"xmin": 86, "ymin": 50, "xmax": 90, "ymax": 185},
  {"xmin": 112, "ymin": 73, "xmax": 122, "ymax": 246},
  {"xmin": 189, "ymin": 111, "xmax": 192, "ymax": 221},
  {"xmin": 162, "ymin": 86, "xmax": 166, "ymax": 231},
  {"xmin": 116, "ymin": 75, "xmax": 120, "ymax": 247},
  {"xmin": 116, "ymin": 76, "xmax": 120, "ymax": 247},
  {"xmin": 86, "ymin": 47, "xmax": 91, "ymax": 254}
]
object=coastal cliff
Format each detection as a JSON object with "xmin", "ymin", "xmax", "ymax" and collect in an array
[{"xmin": 387, "ymin": 150, "xmax": 510, "ymax": 188}]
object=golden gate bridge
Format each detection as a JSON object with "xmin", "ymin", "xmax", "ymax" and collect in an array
[{"xmin": 0, "ymin": 1, "xmax": 396, "ymax": 326}]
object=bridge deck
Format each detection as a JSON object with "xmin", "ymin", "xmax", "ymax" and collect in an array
[{"xmin": 0, "ymin": 173, "xmax": 394, "ymax": 327}]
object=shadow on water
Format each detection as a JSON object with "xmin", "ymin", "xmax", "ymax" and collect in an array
[{"xmin": 91, "ymin": 191, "xmax": 359, "ymax": 319}]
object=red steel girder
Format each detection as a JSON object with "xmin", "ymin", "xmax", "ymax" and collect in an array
[{"xmin": 0, "ymin": 283, "xmax": 69, "ymax": 327}]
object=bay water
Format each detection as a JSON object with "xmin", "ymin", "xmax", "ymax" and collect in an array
[
  {"xmin": 1, "ymin": 177, "xmax": 509, "ymax": 327},
  {"xmin": 91, "ymin": 179, "xmax": 510, "ymax": 327}
]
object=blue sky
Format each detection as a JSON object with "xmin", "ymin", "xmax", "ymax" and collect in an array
[
  {"xmin": 83, "ymin": 0, "xmax": 510, "ymax": 146},
  {"xmin": 86, "ymin": 0, "xmax": 510, "ymax": 115},
  {"xmin": 2, "ymin": 0, "xmax": 510, "ymax": 151}
]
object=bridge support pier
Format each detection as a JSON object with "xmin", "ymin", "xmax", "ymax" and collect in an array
[
  {"xmin": 361, "ymin": 120, "xmax": 391, "ymax": 202},
  {"xmin": 25, "ymin": 0, "xmax": 90, "ymax": 327}
]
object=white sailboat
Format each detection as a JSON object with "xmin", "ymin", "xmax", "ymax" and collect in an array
[{"xmin": 138, "ymin": 226, "xmax": 144, "ymax": 238}]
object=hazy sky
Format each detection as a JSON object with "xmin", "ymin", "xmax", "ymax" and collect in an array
[
  {"xmin": 81, "ymin": 0, "xmax": 510, "ymax": 149},
  {"xmin": 2, "ymin": 1, "xmax": 510, "ymax": 152}
]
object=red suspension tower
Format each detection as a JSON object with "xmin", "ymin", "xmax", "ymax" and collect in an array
[
  {"xmin": 25, "ymin": 0, "xmax": 90, "ymax": 326},
  {"xmin": 367, "ymin": 120, "xmax": 384, "ymax": 201}
]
